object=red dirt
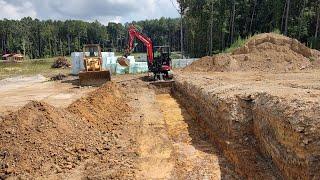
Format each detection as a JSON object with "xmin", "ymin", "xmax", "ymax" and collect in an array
[
  {"xmin": 0, "ymin": 82, "xmax": 137, "ymax": 179},
  {"xmin": 184, "ymin": 33, "xmax": 320, "ymax": 72}
]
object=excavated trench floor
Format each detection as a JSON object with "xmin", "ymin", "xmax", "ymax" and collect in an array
[
  {"xmin": 129, "ymin": 70, "xmax": 320, "ymax": 179},
  {"xmin": 156, "ymin": 94, "xmax": 240, "ymax": 179},
  {"xmin": 117, "ymin": 77, "xmax": 240, "ymax": 179}
]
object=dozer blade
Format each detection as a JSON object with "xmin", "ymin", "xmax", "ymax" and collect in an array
[
  {"xmin": 79, "ymin": 70, "xmax": 111, "ymax": 87},
  {"xmin": 117, "ymin": 57, "xmax": 130, "ymax": 67}
]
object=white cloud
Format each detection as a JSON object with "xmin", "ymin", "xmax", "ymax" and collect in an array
[
  {"xmin": 0, "ymin": 0, "xmax": 36, "ymax": 19},
  {"xmin": 0, "ymin": 0, "xmax": 179, "ymax": 24}
]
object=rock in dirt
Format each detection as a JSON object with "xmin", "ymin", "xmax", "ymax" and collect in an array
[{"xmin": 184, "ymin": 33, "xmax": 320, "ymax": 72}]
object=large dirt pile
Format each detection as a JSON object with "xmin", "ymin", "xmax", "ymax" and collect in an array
[
  {"xmin": 184, "ymin": 33, "xmax": 320, "ymax": 72},
  {"xmin": 0, "ymin": 101, "xmax": 103, "ymax": 177},
  {"xmin": 68, "ymin": 82, "xmax": 131, "ymax": 132},
  {"xmin": 0, "ymin": 83, "xmax": 136, "ymax": 179}
]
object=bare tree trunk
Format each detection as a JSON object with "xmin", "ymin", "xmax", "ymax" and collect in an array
[
  {"xmin": 209, "ymin": 1, "xmax": 214, "ymax": 55},
  {"xmin": 230, "ymin": 0, "xmax": 236, "ymax": 44},
  {"xmin": 298, "ymin": 0, "xmax": 306, "ymax": 39},
  {"xmin": 284, "ymin": 0, "xmax": 290, "ymax": 35},
  {"xmin": 22, "ymin": 39, "xmax": 26, "ymax": 58},
  {"xmin": 316, "ymin": 5, "xmax": 320, "ymax": 39},
  {"xmin": 180, "ymin": 13, "xmax": 184, "ymax": 58},
  {"xmin": 249, "ymin": 0, "xmax": 257, "ymax": 34},
  {"xmin": 281, "ymin": 2, "xmax": 287, "ymax": 32},
  {"xmin": 67, "ymin": 34, "xmax": 71, "ymax": 55},
  {"xmin": 78, "ymin": 33, "xmax": 81, "ymax": 51},
  {"xmin": 49, "ymin": 38, "xmax": 52, "ymax": 57},
  {"xmin": 60, "ymin": 39, "xmax": 63, "ymax": 56}
]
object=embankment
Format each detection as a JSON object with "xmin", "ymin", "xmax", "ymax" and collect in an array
[{"xmin": 173, "ymin": 74, "xmax": 320, "ymax": 179}]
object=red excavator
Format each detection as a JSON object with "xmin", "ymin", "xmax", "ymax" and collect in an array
[{"xmin": 118, "ymin": 25, "xmax": 173, "ymax": 81}]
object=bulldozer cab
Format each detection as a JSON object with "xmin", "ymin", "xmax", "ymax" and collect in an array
[
  {"xmin": 84, "ymin": 45, "xmax": 100, "ymax": 58},
  {"xmin": 79, "ymin": 44, "xmax": 111, "ymax": 86}
]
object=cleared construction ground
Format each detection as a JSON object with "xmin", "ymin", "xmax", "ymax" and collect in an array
[{"xmin": 1, "ymin": 33, "xmax": 320, "ymax": 179}]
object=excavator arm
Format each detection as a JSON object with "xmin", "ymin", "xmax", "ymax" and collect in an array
[
  {"xmin": 118, "ymin": 24, "xmax": 173, "ymax": 81},
  {"xmin": 118, "ymin": 25, "xmax": 154, "ymax": 67},
  {"xmin": 126, "ymin": 25, "xmax": 154, "ymax": 65}
]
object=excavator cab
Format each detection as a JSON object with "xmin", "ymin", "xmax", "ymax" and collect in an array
[{"xmin": 152, "ymin": 46, "xmax": 172, "ymax": 80}]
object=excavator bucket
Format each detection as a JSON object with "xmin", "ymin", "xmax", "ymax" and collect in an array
[
  {"xmin": 79, "ymin": 70, "xmax": 111, "ymax": 86},
  {"xmin": 117, "ymin": 57, "xmax": 130, "ymax": 67}
]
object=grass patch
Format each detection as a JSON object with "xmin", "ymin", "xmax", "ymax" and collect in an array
[
  {"xmin": 309, "ymin": 57, "xmax": 316, "ymax": 62},
  {"xmin": 0, "ymin": 57, "xmax": 71, "ymax": 80},
  {"xmin": 224, "ymin": 35, "xmax": 251, "ymax": 53}
]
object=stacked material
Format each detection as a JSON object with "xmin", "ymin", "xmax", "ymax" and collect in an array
[{"xmin": 71, "ymin": 52, "xmax": 149, "ymax": 75}]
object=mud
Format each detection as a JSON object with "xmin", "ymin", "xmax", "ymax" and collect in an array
[{"xmin": 184, "ymin": 33, "xmax": 320, "ymax": 72}]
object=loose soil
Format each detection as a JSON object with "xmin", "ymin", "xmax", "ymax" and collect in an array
[
  {"xmin": 1, "ymin": 70, "xmax": 320, "ymax": 179},
  {"xmin": 184, "ymin": 33, "xmax": 320, "ymax": 72},
  {"xmin": 0, "ymin": 82, "xmax": 138, "ymax": 179}
]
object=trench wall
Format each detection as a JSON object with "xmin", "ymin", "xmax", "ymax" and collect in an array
[{"xmin": 173, "ymin": 80, "xmax": 320, "ymax": 179}]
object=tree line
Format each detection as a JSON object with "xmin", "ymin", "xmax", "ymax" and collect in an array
[
  {"xmin": 0, "ymin": 17, "xmax": 181, "ymax": 59},
  {"xmin": 177, "ymin": 0, "xmax": 320, "ymax": 57},
  {"xmin": 0, "ymin": 0, "xmax": 319, "ymax": 59}
]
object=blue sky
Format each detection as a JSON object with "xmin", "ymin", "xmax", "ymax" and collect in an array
[{"xmin": 0, "ymin": 0, "xmax": 180, "ymax": 24}]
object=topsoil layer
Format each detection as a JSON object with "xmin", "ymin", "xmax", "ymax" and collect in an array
[
  {"xmin": 184, "ymin": 33, "xmax": 320, "ymax": 72},
  {"xmin": 0, "ymin": 82, "xmax": 137, "ymax": 179}
]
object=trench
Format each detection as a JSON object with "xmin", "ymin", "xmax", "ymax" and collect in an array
[
  {"xmin": 155, "ymin": 93, "xmax": 240, "ymax": 179},
  {"xmin": 120, "ymin": 78, "xmax": 318, "ymax": 179},
  {"xmin": 145, "ymin": 82, "xmax": 283, "ymax": 179},
  {"xmin": 169, "ymin": 83, "xmax": 283, "ymax": 179}
]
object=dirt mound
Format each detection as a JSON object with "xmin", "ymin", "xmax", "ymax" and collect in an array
[
  {"xmin": 51, "ymin": 57, "xmax": 71, "ymax": 69},
  {"xmin": 184, "ymin": 33, "xmax": 320, "ymax": 72},
  {"xmin": 0, "ymin": 101, "xmax": 103, "ymax": 178},
  {"xmin": 68, "ymin": 83, "xmax": 131, "ymax": 131},
  {"xmin": 0, "ymin": 82, "xmax": 136, "ymax": 179}
]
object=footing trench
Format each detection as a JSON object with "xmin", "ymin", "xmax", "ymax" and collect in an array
[{"xmin": 173, "ymin": 75, "xmax": 320, "ymax": 180}]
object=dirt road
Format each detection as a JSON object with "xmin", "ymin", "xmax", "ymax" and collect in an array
[{"xmin": 0, "ymin": 75, "xmax": 95, "ymax": 114}]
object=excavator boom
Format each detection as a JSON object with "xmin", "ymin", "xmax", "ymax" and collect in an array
[{"xmin": 118, "ymin": 25, "xmax": 173, "ymax": 81}]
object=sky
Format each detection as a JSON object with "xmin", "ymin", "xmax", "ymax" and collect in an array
[{"xmin": 0, "ymin": 0, "xmax": 180, "ymax": 24}]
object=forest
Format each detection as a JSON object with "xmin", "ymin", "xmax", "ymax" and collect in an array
[{"xmin": 0, "ymin": 0, "xmax": 319, "ymax": 59}]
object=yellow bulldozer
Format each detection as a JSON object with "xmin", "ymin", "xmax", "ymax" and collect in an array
[{"xmin": 79, "ymin": 44, "xmax": 111, "ymax": 86}]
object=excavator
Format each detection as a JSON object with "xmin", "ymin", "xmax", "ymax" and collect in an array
[
  {"xmin": 118, "ymin": 25, "xmax": 173, "ymax": 81},
  {"xmin": 79, "ymin": 44, "xmax": 111, "ymax": 86}
]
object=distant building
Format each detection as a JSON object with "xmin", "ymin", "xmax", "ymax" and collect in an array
[
  {"xmin": 1, "ymin": 53, "xmax": 24, "ymax": 62},
  {"xmin": 2, "ymin": 54, "xmax": 12, "ymax": 61},
  {"xmin": 13, "ymin": 54, "xmax": 24, "ymax": 62}
]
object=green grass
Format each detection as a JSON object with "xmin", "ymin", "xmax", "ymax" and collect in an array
[
  {"xmin": 224, "ymin": 29, "xmax": 282, "ymax": 53},
  {"xmin": 224, "ymin": 35, "xmax": 251, "ymax": 53},
  {"xmin": 0, "ymin": 57, "xmax": 71, "ymax": 80}
]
